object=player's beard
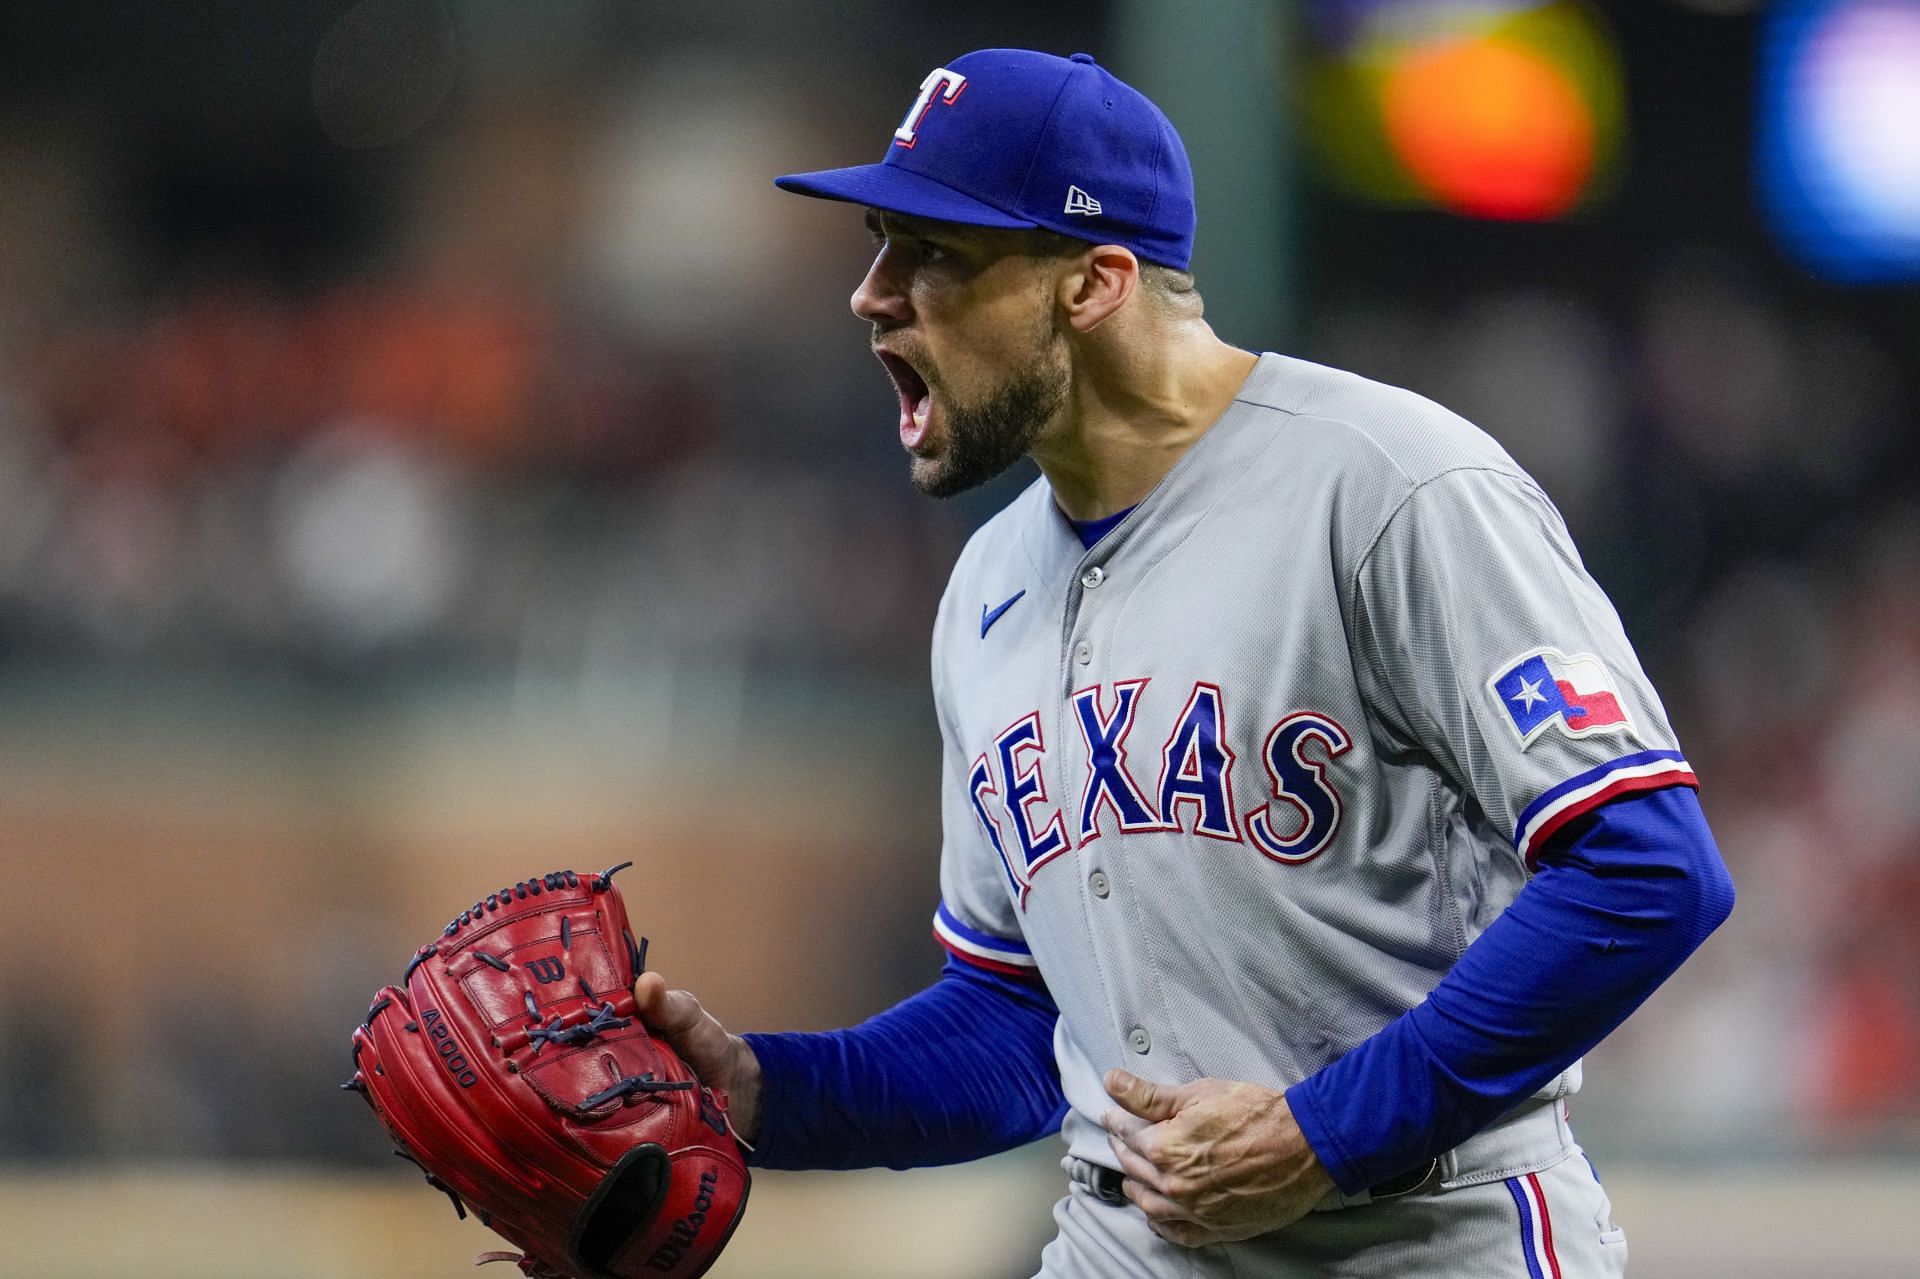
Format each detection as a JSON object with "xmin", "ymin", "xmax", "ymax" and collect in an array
[{"xmin": 909, "ymin": 329, "xmax": 1069, "ymax": 499}]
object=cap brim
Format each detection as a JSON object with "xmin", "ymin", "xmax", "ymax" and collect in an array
[{"xmin": 774, "ymin": 162, "xmax": 1037, "ymax": 229}]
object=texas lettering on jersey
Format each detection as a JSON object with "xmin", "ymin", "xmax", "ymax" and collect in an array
[{"xmin": 969, "ymin": 678, "xmax": 1351, "ymax": 904}]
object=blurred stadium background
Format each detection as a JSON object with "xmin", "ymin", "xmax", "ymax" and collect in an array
[{"xmin": 0, "ymin": 1, "xmax": 1915, "ymax": 1275}]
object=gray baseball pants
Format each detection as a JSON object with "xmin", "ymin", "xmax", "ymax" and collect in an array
[{"xmin": 1034, "ymin": 1147, "xmax": 1628, "ymax": 1278}]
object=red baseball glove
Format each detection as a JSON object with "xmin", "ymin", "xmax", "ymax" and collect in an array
[{"xmin": 347, "ymin": 864, "xmax": 749, "ymax": 1279}]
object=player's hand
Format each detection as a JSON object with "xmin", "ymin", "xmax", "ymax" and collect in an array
[
  {"xmin": 1101, "ymin": 1069, "xmax": 1335, "ymax": 1248},
  {"xmin": 635, "ymin": 972, "xmax": 764, "ymax": 1144}
]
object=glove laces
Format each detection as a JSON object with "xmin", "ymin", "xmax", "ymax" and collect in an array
[{"xmin": 526, "ymin": 1001, "xmax": 632, "ymax": 1052}]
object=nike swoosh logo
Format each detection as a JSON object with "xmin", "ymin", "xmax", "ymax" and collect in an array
[{"xmin": 980, "ymin": 590, "xmax": 1026, "ymax": 638}]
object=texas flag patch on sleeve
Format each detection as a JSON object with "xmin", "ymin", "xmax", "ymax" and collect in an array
[{"xmin": 1489, "ymin": 648, "xmax": 1633, "ymax": 746}]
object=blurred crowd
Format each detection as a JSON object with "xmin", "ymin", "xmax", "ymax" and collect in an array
[
  {"xmin": 0, "ymin": 1, "xmax": 1915, "ymax": 1165},
  {"xmin": 0, "ymin": 90, "xmax": 965, "ymax": 678}
]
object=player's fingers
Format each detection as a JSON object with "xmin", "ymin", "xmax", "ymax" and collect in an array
[
  {"xmin": 635, "ymin": 972, "xmax": 695, "ymax": 1034},
  {"xmin": 637, "ymin": 980, "xmax": 721, "ymax": 1045},
  {"xmin": 1149, "ymin": 1218, "xmax": 1214, "ymax": 1250},
  {"xmin": 633, "ymin": 971, "xmax": 669, "ymax": 1012},
  {"xmin": 1099, "ymin": 1108, "xmax": 1165, "ymax": 1167},
  {"xmin": 1105, "ymin": 1130, "xmax": 1172, "ymax": 1194},
  {"xmin": 1100, "ymin": 1105, "xmax": 1149, "ymax": 1141},
  {"xmin": 637, "ymin": 983, "xmax": 741, "ymax": 1088},
  {"xmin": 1105, "ymin": 1106, "xmax": 1175, "ymax": 1175},
  {"xmin": 1119, "ymin": 1171, "xmax": 1199, "ymax": 1224},
  {"xmin": 1104, "ymin": 1068, "xmax": 1182, "ymax": 1122},
  {"xmin": 637, "ymin": 979, "xmax": 699, "ymax": 1030}
]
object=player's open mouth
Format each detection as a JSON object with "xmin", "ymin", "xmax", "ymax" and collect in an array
[{"xmin": 875, "ymin": 349, "xmax": 934, "ymax": 451}]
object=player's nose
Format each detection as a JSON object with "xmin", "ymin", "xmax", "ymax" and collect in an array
[{"xmin": 851, "ymin": 246, "xmax": 911, "ymax": 327}]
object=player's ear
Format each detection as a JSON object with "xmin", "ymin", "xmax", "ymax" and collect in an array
[{"xmin": 1058, "ymin": 245, "xmax": 1139, "ymax": 333}]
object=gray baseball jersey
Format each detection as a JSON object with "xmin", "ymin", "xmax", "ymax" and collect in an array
[{"xmin": 928, "ymin": 352, "xmax": 1692, "ymax": 1269}]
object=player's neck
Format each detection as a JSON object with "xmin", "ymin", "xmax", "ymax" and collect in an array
[{"xmin": 1035, "ymin": 326, "xmax": 1258, "ymax": 522}]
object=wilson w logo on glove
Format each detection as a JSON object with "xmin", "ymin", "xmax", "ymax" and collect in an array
[{"xmin": 345, "ymin": 865, "xmax": 750, "ymax": 1279}]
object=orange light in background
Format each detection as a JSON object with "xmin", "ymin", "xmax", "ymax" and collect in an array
[
  {"xmin": 1299, "ymin": 2, "xmax": 1623, "ymax": 221},
  {"xmin": 1382, "ymin": 36, "xmax": 1596, "ymax": 220}
]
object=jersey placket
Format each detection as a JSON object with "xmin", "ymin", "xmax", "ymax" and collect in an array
[{"xmin": 1056, "ymin": 534, "xmax": 1177, "ymax": 1073}]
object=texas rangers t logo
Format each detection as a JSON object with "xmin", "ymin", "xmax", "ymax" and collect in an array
[
  {"xmin": 1490, "ymin": 648, "xmax": 1632, "ymax": 745},
  {"xmin": 893, "ymin": 68, "xmax": 967, "ymax": 148}
]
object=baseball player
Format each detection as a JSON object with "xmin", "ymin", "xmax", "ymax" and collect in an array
[{"xmin": 636, "ymin": 49, "xmax": 1734, "ymax": 1277}]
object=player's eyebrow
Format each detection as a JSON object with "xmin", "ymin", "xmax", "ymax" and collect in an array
[{"xmin": 868, "ymin": 209, "xmax": 964, "ymax": 243}]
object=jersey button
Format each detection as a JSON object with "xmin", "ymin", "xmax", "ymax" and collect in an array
[
  {"xmin": 1088, "ymin": 869, "xmax": 1110, "ymax": 898},
  {"xmin": 1127, "ymin": 1026, "xmax": 1151, "ymax": 1055},
  {"xmin": 1073, "ymin": 640, "xmax": 1092, "ymax": 665},
  {"xmin": 1080, "ymin": 565, "xmax": 1105, "ymax": 589}
]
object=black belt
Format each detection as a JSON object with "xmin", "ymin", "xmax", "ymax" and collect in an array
[{"xmin": 1080, "ymin": 1156, "xmax": 1439, "ymax": 1207}]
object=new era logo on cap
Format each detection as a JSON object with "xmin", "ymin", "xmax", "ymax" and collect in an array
[{"xmin": 773, "ymin": 49, "xmax": 1197, "ymax": 270}]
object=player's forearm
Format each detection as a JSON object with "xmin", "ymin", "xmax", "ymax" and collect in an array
[
  {"xmin": 740, "ymin": 955, "xmax": 1068, "ymax": 1171},
  {"xmin": 1287, "ymin": 784, "xmax": 1735, "ymax": 1194}
]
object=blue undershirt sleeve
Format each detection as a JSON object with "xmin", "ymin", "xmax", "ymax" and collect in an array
[
  {"xmin": 1286, "ymin": 783, "xmax": 1735, "ymax": 1194},
  {"xmin": 740, "ymin": 955, "xmax": 1068, "ymax": 1171}
]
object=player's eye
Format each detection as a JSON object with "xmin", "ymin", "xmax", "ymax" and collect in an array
[{"xmin": 918, "ymin": 239, "xmax": 951, "ymax": 263}]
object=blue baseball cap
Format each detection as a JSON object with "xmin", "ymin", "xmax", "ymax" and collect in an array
[{"xmin": 776, "ymin": 49, "xmax": 1196, "ymax": 270}]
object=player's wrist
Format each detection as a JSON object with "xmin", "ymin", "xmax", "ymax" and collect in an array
[
  {"xmin": 1281, "ymin": 1080, "xmax": 1364, "ymax": 1196},
  {"xmin": 723, "ymin": 1032, "xmax": 764, "ymax": 1143},
  {"xmin": 1273, "ymin": 1096, "xmax": 1336, "ymax": 1195}
]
